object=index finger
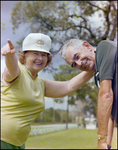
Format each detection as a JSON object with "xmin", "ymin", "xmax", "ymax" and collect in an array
[{"xmin": 7, "ymin": 39, "xmax": 15, "ymax": 50}]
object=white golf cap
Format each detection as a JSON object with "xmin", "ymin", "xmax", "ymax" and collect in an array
[
  {"xmin": 22, "ymin": 33, "xmax": 51, "ymax": 54},
  {"xmin": 22, "ymin": 33, "xmax": 52, "ymax": 67}
]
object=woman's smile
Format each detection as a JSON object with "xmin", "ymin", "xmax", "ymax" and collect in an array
[{"xmin": 34, "ymin": 62, "xmax": 43, "ymax": 66}]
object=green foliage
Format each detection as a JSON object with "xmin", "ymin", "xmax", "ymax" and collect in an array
[
  {"xmin": 10, "ymin": 1, "xmax": 117, "ymax": 72},
  {"xmin": 53, "ymin": 64, "xmax": 80, "ymax": 106},
  {"xmin": 11, "ymin": 1, "xmax": 117, "ymax": 49},
  {"xmin": 1, "ymin": 22, "xmax": 5, "ymax": 31},
  {"xmin": 53, "ymin": 64, "xmax": 98, "ymax": 116},
  {"xmin": 76, "ymin": 82, "xmax": 98, "ymax": 116},
  {"xmin": 35, "ymin": 108, "xmax": 63, "ymax": 123},
  {"xmin": 54, "ymin": 98, "xmax": 64, "ymax": 104},
  {"xmin": 54, "ymin": 64, "xmax": 80, "ymax": 81},
  {"xmin": 34, "ymin": 107, "xmax": 74, "ymax": 124}
]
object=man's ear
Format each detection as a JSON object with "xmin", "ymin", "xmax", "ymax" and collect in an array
[{"xmin": 82, "ymin": 41, "xmax": 91, "ymax": 48}]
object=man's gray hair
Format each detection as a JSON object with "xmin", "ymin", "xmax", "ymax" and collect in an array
[{"xmin": 59, "ymin": 39, "xmax": 85, "ymax": 59}]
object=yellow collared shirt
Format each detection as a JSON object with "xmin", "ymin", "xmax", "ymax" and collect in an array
[{"xmin": 1, "ymin": 63, "xmax": 45, "ymax": 146}]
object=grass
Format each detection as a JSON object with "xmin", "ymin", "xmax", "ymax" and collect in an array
[{"xmin": 25, "ymin": 128, "xmax": 117, "ymax": 149}]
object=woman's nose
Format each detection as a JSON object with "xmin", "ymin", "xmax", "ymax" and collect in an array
[{"xmin": 37, "ymin": 55, "xmax": 43, "ymax": 60}]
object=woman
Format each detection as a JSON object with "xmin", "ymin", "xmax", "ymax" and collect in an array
[{"xmin": 1, "ymin": 33, "xmax": 94, "ymax": 149}]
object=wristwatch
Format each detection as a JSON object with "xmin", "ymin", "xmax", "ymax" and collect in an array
[{"xmin": 98, "ymin": 135, "xmax": 107, "ymax": 140}]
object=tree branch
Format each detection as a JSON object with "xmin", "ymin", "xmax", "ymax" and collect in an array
[{"xmin": 87, "ymin": 1, "xmax": 106, "ymax": 12}]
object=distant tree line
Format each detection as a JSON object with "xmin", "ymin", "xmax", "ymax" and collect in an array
[{"xmin": 34, "ymin": 108, "xmax": 73, "ymax": 123}]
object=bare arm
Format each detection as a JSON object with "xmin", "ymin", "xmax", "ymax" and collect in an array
[
  {"xmin": 97, "ymin": 79, "xmax": 113, "ymax": 149},
  {"xmin": 44, "ymin": 70, "xmax": 94, "ymax": 98},
  {"xmin": 107, "ymin": 116, "xmax": 114, "ymax": 146},
  {"xmin": 1, "ymin": 39, "xmax": 21, "ymax": 83}
]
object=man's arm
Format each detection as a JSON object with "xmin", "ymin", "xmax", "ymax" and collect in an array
[{"xmin": 97, "ymin": 79, "xmax": 113, "ymax": 149}]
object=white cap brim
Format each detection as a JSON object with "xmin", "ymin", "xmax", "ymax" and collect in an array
[{"xmin": 23, "ymin": 48, "xmax": 51, "ymax": 54}]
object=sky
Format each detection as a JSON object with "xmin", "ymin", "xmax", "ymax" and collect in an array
[{"xmin": 1, "ymin": 1, "xmax": 70, "ymax": 111}]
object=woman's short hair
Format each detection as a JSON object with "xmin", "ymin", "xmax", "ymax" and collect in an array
[
  {"xmin": 18, "ymin": 50, "xmax": 52, "ymax": 67},
  {"xmin": 18, "ymin": 50, "xmax": 27, "ymax": 64}
]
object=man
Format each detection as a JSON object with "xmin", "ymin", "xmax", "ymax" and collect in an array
[{"xmin": 59, "ymin": 39, "xmax": 117, "ymax": 149}]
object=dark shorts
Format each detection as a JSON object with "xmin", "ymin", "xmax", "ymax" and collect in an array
[
  {"xmin": 111, "ymin": 68, "xmax": 117, "ymax": 124},
  {"xmin": 1, "ymin": 140, "xmax": 25, "ymax": 149}
]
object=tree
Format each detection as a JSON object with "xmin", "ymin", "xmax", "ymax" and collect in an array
[
  {"xmin": 54, "ymin": 98, "xmax": 64, "ymax": 123},
  {"xmin": 53, "ymin": 64, "xmax": 98, "ymax": 127},
  {"xmin": 76, "ymin": 81, "xmax": 98, "ymax": 117},
  {"xmin": 75, "ymin": 1, "xmax": 117, "ymax": 42},
  {"xmin": 11, "ymin": 1, "xmax": 117, "ymax": 72},
  {"xmin": 34, "ymin": 107, "xmax": 61, "ymax": 123},
  {"xmin": 53, "ymin": 64, "xmax": 98, "ymax": 126},
  {"xmin": 53, "ymin": 64, "xmax": 81, "ymax": 128},
  {"xmin": 11, "ymin": 1, "xmax": 117, "ymax": 44}
]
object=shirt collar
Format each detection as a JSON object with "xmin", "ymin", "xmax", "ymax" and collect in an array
[{"xmin": 23, "ymin": 64, "xmax": 38, "ymax": 80}]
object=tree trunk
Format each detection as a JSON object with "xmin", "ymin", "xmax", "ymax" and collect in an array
[
  {"xmin": 40, "ymin": 112, "xmax": 43, "ymax": 123},
  {"xmin": 66, "ymin": 97, "xmax": 69, "ymax": 129},
  {"xmin": 61, "ymin": 107, "xmax": 63, "ymax": 123},
  {"xmin": 53, "ymin": 99, "xmax": 55, "ymax": 123}
]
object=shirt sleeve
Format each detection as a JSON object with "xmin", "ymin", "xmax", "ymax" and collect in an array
[{"xmin": 96, "ymin": 41, "xmax": 116, "ymax": 82}]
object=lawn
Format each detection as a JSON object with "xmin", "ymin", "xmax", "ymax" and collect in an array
[{"xmin": 25, "ymin": 128, "xmax": 117, "ymax": 149}]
